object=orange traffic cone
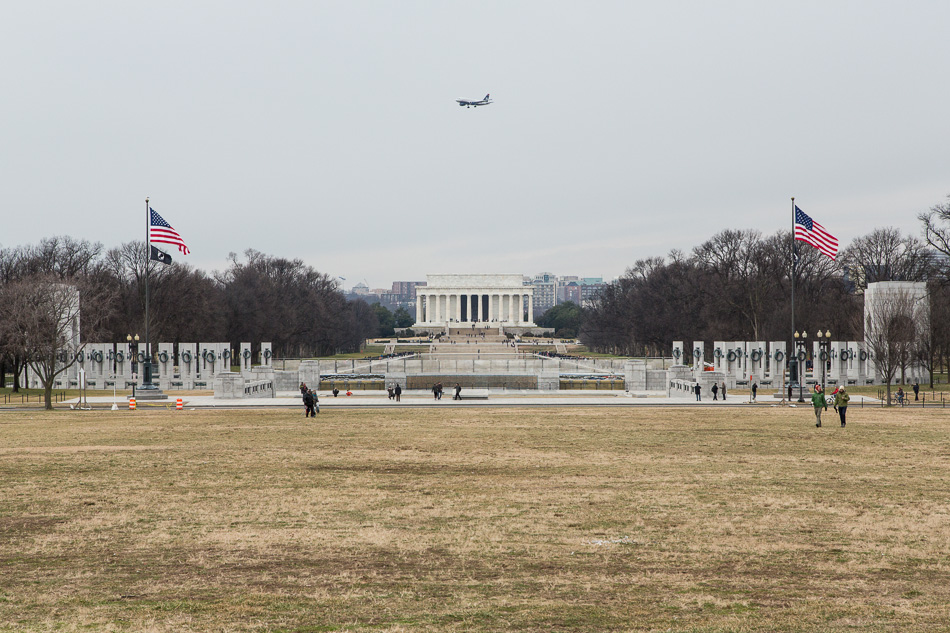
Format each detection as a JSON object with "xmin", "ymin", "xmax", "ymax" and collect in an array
[
  {"xmin": 176, "ymin": 398, "xmax": 183, "ymax": 410},
  {"xmin": 129, "ymin": 397, "xmax": 136, "ymax": 410}
]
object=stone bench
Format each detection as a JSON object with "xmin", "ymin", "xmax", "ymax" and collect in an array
[{"xmin": 457, "ymin": 389, "xmax": 489, "ymax": 400}]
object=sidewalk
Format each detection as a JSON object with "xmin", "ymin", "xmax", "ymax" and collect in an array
[{"xmin": 65, "ymin": 390, "xmax": 880, "ymax": 409}]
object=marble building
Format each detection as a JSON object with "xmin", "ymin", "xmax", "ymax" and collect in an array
[{"xmin": 413, "ymin": 274, "xmax": 535, "ymax": 328}]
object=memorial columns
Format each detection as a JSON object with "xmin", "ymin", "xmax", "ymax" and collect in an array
[
  {"xmin": 416, "ymin": 298, "xmax": 422, "ymax": 324},
  {"xmin": 527, "ymin": 298, "xmax": 533, "ymax": 325}
]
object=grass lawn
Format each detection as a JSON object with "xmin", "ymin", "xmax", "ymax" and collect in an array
[{"xmin": 2, "ymin": 406, "xmax": 949, "ymax": 631}]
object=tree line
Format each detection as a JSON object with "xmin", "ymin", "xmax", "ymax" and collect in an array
[
  {"xmin": 0, "ymin": 241, "xmax": 382, "ymax": 396},
  {"xmin": 579, "ymin": 195, "xmax": 950, "ymax": 388}
]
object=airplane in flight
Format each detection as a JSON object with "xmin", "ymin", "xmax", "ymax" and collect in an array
[{"xmin": 456, "ymin": 94, "xmax": 492, "ymax": 108}]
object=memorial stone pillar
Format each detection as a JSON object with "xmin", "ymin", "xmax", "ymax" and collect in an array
[
  {"xmin": 769, "ymin": 341, "xmax": 787, "ymax": 384},
  {"xmin": 713, "ymin": 341, "xmax": 726, "ymax": 372},
  {"xmin": 261, "ymin": 342, "xmax": 273, "ymax": 368},
  {"xmin": 178, "ymin": 343, "xmax": 196, "ymax": 389},
  {"xmin": 672, "ymin": 341, "xmax": 685, "ymax": 365},
  {"xmin": 240, "ymin": 342, "xmax": 253, "ymax": 374},
  {"xmin": 416, "ymin": 298, "xmax": 422, "ymax": 324},
  {"xmin": 750, "ymin": 341, "xmax": 767, "ymax": 383},
  {"xmin": 692, "ymin": 340, "xmax": 705, "ymax": 374},
  {"xmin": 157, "ymin": 342, "xmax": 175, "ymax": 389}
]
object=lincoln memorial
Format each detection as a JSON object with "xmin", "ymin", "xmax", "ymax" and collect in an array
[{"xmin": 414, "ymin": 274, "xmax": 535, "ymax": 329}]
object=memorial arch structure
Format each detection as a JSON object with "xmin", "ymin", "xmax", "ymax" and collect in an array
[{"xmin": 414, "ymin": 274, "xmax": 535, "ymax": 330}]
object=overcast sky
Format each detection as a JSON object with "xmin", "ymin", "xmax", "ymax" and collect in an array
[{"xmin": 3, "ymin": 1, "xmax": 949, "ymax": 289}]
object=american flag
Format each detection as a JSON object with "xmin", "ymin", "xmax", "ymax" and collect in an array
[
  {"xmin": 149, "ymin": 208, "xmax": 190, "ymax": 255},
  {"xmin": 794, "ymin": 206, "xmax": 838, "ymax": 261}
]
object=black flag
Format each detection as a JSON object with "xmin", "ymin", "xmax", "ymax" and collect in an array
[{"xmin": 150, "ymin": 245, "xmax": 172, "ymax": 265}]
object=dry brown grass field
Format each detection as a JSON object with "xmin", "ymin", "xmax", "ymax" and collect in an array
[{"xmin": 1, "ymin": 405, "xmax": 949, "ymax": 632}]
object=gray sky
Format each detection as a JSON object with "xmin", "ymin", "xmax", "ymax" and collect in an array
[{"xmin": 3, "ymin": 1, "xmax": 949, "ymax": 289}]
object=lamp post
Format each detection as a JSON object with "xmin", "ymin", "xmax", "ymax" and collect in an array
[
  {"xmin": 795, "ymin": 330, "xmax": 808, "ymax": 402},
  {"xmin": 817, "ymin": 329, "xmax": 831, "ymax": 394}
]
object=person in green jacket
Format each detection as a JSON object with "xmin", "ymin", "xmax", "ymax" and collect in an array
[
  {"xmin": 811, "ymin": 384, "xmax": 827, "ymax": 427},
  {"xmin": 834, "ymin": 386, "xmax": 850, "ymax": 427}
]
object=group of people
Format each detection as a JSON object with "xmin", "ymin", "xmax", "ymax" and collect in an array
[
  {"xmin": 810, "ymin": 384, "xmax": 850, "ymax": 427},
  {"xmin": 299, "ymin": 383, "xmax": 319, "ymax": 417},
  {"xmin": 438, "ymin": 382, "xmax": 463, "ymax": 400},
  {"xmin": 693, "ymin": 382, "xmax": 728, "ymax": 401},
  {"xmin": 387, "ymin": 383, "xmax": 402, "ymax": 401}
]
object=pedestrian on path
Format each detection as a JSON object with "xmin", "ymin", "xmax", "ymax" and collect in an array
[
  {"xmin": 394, "ymin": 383, "xmax": 402, "ymax": 402},
  {"xmin": 694, "ymin": 383, "xmax": 701, "ymax": 401},
  {"xmin": 913, "ymin": 382, "xmax": 920, "ymax": 401},
  {"xmin": 711, "ymin": 383, "xmax": 719, "ymax": 400},
  {"xmin": 812, "ymin": 384, "xmax": 827, "ymax": 427},
  {"xmin": 752, "ymin": 383, "xmax": 758, "ymax": 401},
  {"xmin": 454, "ymin": 383, "xmax": 462, "ymax": 400},
  {"xmin": 721, "ymin": 382, "xmax": 727, "ymax": 401}
]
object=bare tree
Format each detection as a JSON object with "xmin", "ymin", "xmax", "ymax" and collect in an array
[
  {"xmin": 839, "ymin": 227, "xmax": 935, "ymax": 286},
  {"xmin": 0, "ymin": 275, "xmax": 114, "ymax": 409},
  {"xmin": 919, "ymin": 194, "xmax": 950, "ymax": 260},
  {"xmin": 861, "ymin": 285, "xmax": 927, "ymax": 405}
]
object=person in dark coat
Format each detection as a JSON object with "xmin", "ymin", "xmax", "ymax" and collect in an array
[
  {"xmin": 694, "ymin": 383, "xmax": 701, "ymax": 401},
  {"xmin": 751, "ymin": 382, "xmax": 758, "ymax": 401},
  {"xmin": 913, "ymin": 382, "xmax": 920, "ymax": 401},
  {"xmin": 454, "ymin": 383, "xmax": 462, "ymax": 400},
  {"xmin": 303, "ymin": 390, "xmax": 314, "ymax": 417},
  {"xmin": 834, "ymin": 386, "xmax": 850, "ymax": 427},
  {"xmin": 711, "ymin": 383, "xmax": 719, "ymax": 400},
  {"xmin": 394, "ymin": 383, "xmax": 402, "ymax": 402},
  {"xmin": 432, "ymin": 383, "xmax": 439, "ymax": 400}
]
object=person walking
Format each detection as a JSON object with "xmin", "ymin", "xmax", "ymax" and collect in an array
[
  {"xmin": 694, "ymin": 383, "xmax": 701, "ymax": 401},
  {"xmin": 432, "ymin": 383, "xmax": 439, "ymax": 400},
  {"xmin": 834, "ymin": 385, "xmax": 850, "ymax": 427},
  {"xmin": 721, "ymin": 382, "xmax": 727, "ymax": 401},
  {"xmin": 310, "ymin": 389, "xmax": 320, "ymax": 415},
  {"xmin": 711, "ymin": 383, "xmax": 719, "ymax": 401},
  {"xmin": 387, "ymin": 384, "xmax": 394, "ymax": 400},
  {"xmin": 913, "ymin": 382, "xmax": 920, "ymax": 401},
  {"xmin": 437, "ymin": 382, "xmax": 443, "ymax": 400},
  {"xmin": 812, "ymin": 384, "xmax": 827, "ymax": 427},
  {"xmin": 751, "ymin": 382, "xmax": 758, "ymax": 401},
  {"xmin": 394, "ymin": 383, "xmax": 402, "ymax": 402},
  {"xmin": 303, "ymin": 389, "xmax": 314, "ymax": 418},
  {"xmin": 454, "ymin": 383, "xmax": 462, "ymax": 400}
]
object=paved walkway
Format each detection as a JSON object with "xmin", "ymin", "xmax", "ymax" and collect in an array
[{"xmin": 65, "ymin": 390, "xmax": 879, "ymax": 409}]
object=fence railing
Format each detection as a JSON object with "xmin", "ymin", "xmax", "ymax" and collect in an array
[{"xmin": 2, "ymin": 391, "xmax": 68, "ymax": 404}]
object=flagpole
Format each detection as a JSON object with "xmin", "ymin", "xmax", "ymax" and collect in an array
[
  {"xmin": 790, "ymin": 196, "xmax": 796, "ymax": 398},
  {"xmin": 790, "ymin": 196, "xmax": 795, "ymax": 342},
  {"xmin": 144, "ymin": 197, "xmax": 152, "ymax": 390}
]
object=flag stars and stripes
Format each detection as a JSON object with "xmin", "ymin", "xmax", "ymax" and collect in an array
[
  {"xmin": 794, "ymin": 206, "xmax": 838, "ymax": 261},
  {"xmin": 149, "ymin": 208, "xmax": 190, "ymax": 255}
]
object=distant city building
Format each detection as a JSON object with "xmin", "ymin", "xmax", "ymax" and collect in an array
[
  {"xmin": 351, "ymin": 282, "xmax": 370, "ymax": 296},
  {"xmin": 391, "ymin": 280, "xmax": 426, "ymax": 298}
]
